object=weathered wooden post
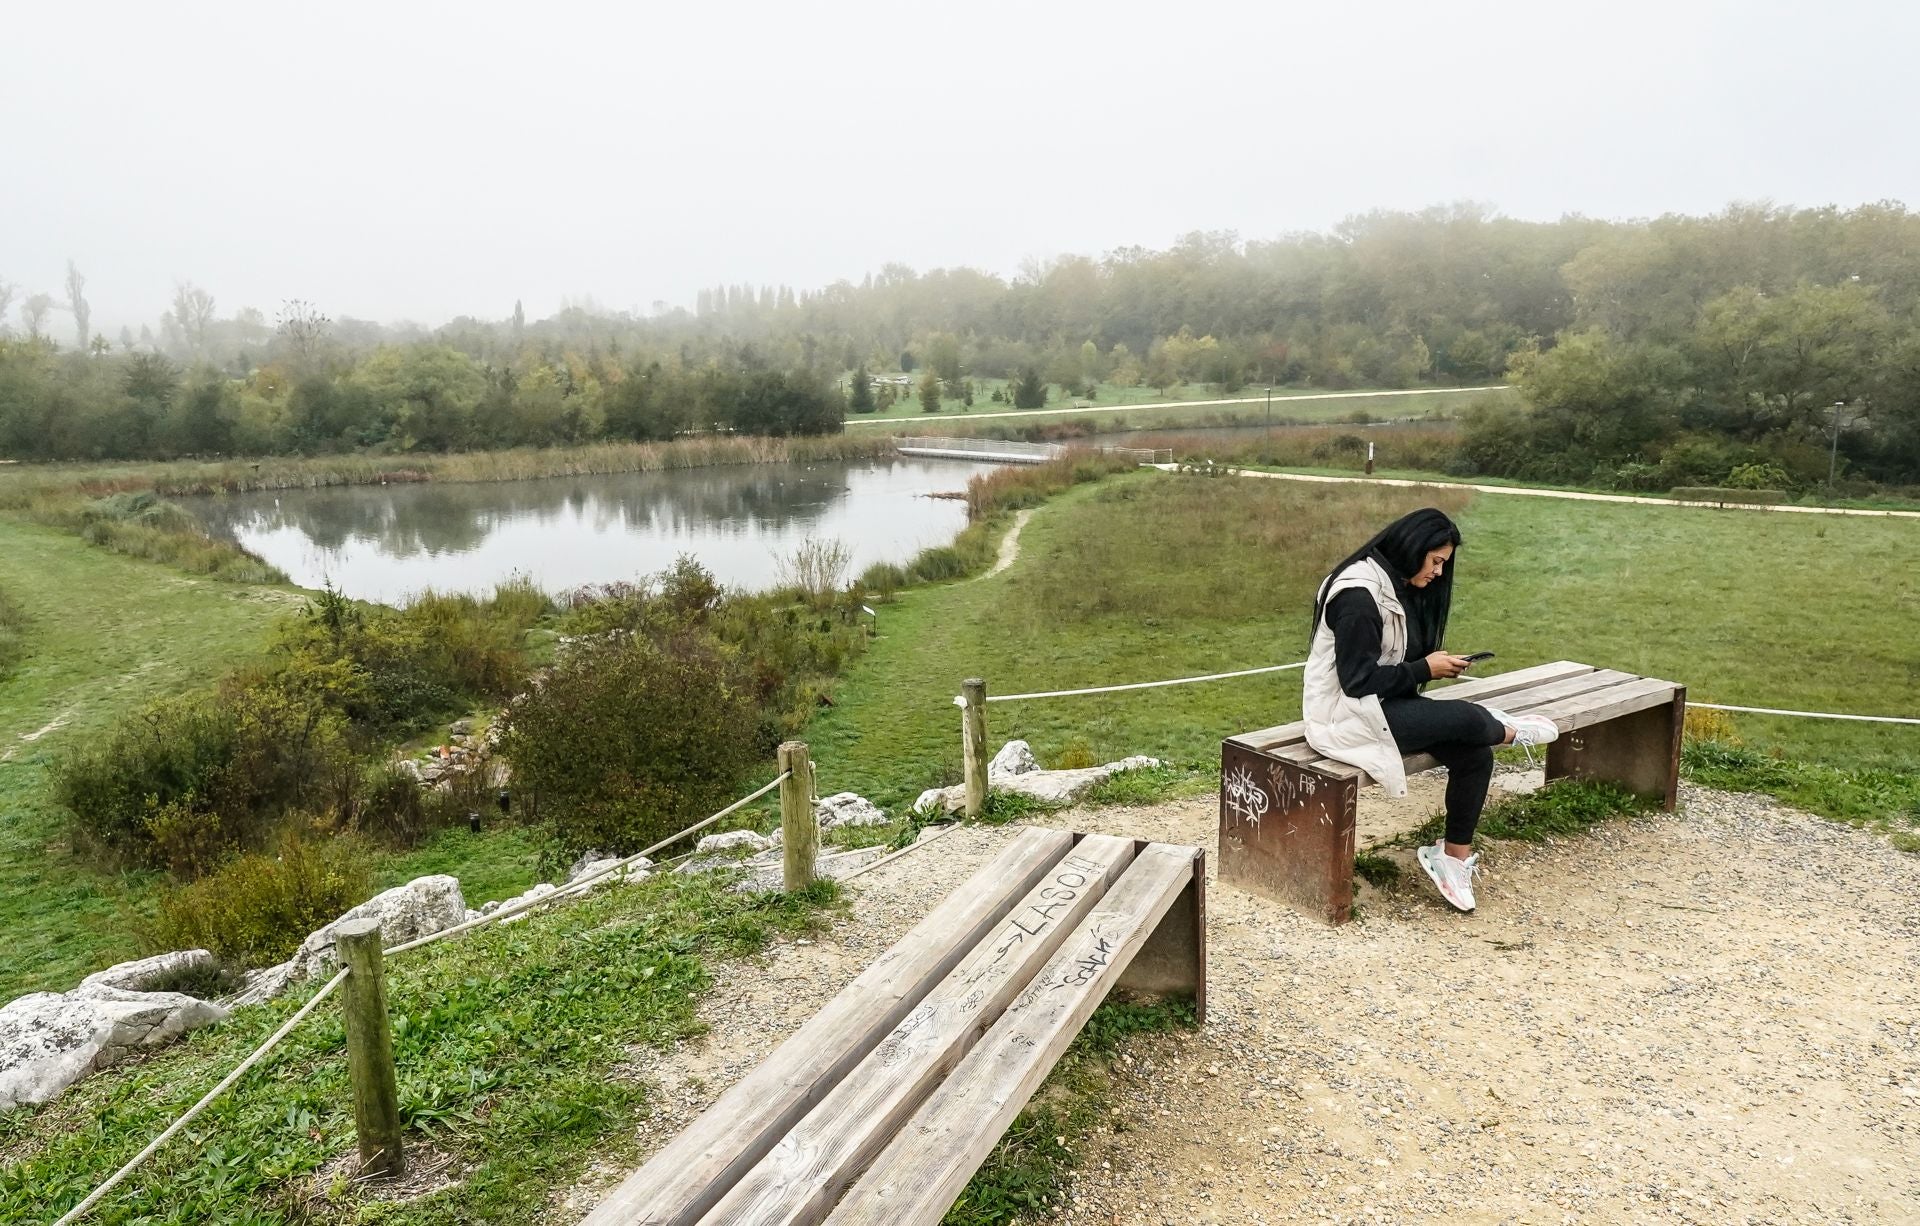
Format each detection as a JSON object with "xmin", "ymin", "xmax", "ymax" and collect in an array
[
  {"xmin": 779, "ymin": 741, "xmax": 817, "ymax": 891},
  {"xmin": 962, "ymin": 677, "xmax": 988, "ymax": 820},
  {"xmin": 336, "ymin": 918, "xmax": 405, "ymax": 1178}
]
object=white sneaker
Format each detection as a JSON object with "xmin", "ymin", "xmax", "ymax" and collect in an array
[
  {"xmin": 1416, "ymin": 841, "xmax": 1477, "ymax": 912},
  {"xmin": 1485, "ymin": 707, "xmax": 1560, "ymax": 767}
]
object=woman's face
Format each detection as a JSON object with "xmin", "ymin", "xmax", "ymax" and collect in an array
[{"xmin": 1407, "ymin": 543, "xmax": 1454, "ymax": 588}]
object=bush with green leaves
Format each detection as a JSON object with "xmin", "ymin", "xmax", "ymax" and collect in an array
[
  {"xmin": 141, "ymin": 831, "xmax": 373, "ymax": 967},
  {"xmin": 497, "ymin": 630, "xmax": 762, "ymax": 859},
  {"xmin": 54, "ymin": 580, "xmax": 544, "ymax": 876},
  {"xmin": 52, "ymin": 684, "xmax": 356, "ymax": 876}
]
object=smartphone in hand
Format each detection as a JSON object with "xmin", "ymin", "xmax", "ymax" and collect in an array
[{"xmin": 1460, "ymin": 651, "xmax": 1496, "ymax": 664}]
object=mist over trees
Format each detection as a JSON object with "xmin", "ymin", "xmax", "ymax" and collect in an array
[{"xmin": 2, "ymin": 202, "xmax": 1919, "ymax": 484}]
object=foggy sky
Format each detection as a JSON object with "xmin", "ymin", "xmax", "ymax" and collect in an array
[{"xmin": 3, "ymin": 0, "xmax": 1914, "ymax": 336}]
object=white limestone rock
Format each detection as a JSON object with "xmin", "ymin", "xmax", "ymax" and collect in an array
[
  {"xmin": 495, "ymin": 882, "xmax": 558, "ymax": 923},
  {"xmin": 0, "ymin": 988, "xmax": 227, "ymax": 1111},
  {"xmin": 814, "ymin": 792, "xmax": 889, "ymax": 830},
  {"xmin": 913, "ymin": 755, "xmax": 1165, "ymax": 814},
  {"xmin": 728, "ymin": 845, "xmax": 888, "ymax": 894},
  {"xmin": 988, "ymin": 740, "xmax": 1042, "ymax": 777},
  {"xmin": 73, "ymin": 950, "xmax": 218, "ymax": 999},
  {"xmin": 227, "ymin": 960, "xmax": 297, "ymax": 1009},
  {"xmin": 695, "ymin": 830, "xmax": 771, "ymax": 855},
  {"xmin": 291, "ymin": 875, "xmax": 468, "ymax": 978}
]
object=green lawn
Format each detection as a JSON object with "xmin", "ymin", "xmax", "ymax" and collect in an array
[
  {"xmin": 1, "ymin": 872, "xmax": 834, "ymax": 1223},
  {"xmin": 0, "ymin": 517, "xmax": 303, "ymax": 998},
  {"xmin": 806, "ymin": 470, "xmax": 1920, "ymax": 812}
]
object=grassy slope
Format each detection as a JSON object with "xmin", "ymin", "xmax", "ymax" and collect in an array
[
  {"xmin": 0, "ymin": 517, "xmax": 300, "ymax": 999},
  {"xmin": 0, "ymin": 873, "xmax": 834, "ymax": 1224},
  {"xmin": 808, "ymin": 471, "xmax": 1920, "ymax": 813}
]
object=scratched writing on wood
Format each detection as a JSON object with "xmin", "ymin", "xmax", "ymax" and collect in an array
[
  {"xmin": 989, "ymin": 853, "xmax": 1105, "ymax": 961},
  {"xmin": 1051, "ymin": 934, "xmax": 1114, "ymax": 991}
]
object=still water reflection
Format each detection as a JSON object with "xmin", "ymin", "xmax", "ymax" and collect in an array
[{"xmin": 193, "ymin": 458, "xmax": 994, "ymax": 605}]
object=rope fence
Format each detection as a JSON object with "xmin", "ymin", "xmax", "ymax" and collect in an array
[
  {"xmin": 52, "ymin": 769, "xmax": 796, "ymax": 1225},
  {"xmin": 52, "ymin": 969, "xmax": 351, "ymax": 1226},
  {"xmin": 959, "ymin": 660, "xmax": 1920, "ymax": 725}
]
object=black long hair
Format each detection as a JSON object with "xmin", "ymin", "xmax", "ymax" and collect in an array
[{"xmin": 1312, "ymin": 507, "xmax": 1462, "ymax": 658}]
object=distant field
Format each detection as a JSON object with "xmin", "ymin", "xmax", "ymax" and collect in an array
[
  {"xmin": 846, "ymin": 378, "xmax": 1511, "ymax": 431},
  {"xmin": 805, "ymin": 471, "xmax": 1920, "ymax": 810}
]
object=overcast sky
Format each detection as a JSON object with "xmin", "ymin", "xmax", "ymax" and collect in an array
[{"xmin": 3, "ymin": 0, "xmax": 1914, "ymax": 335}]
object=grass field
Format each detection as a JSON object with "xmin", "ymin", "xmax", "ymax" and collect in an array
[
  {"xmin": 805, "ymin": 470, "xmax": 1920, "ymax": 816},
  {"xmin": 0, "ymin": 517, "xmax": 303, "ymax": 998},
  {"xmin": 848, "ymin": 380, "xmax": 1509, "ymax": 435},
  {"xmin": 0, "ymin": 871, "xmax": 836, "ymax": 1223}
]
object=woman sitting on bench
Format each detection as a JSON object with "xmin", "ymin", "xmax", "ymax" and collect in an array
[{"xmin": 1302, "ymin": 506, "xmax": 1557, "ymax": 912}]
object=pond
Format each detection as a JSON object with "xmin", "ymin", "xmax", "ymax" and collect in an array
[{"xmin": 192, "ymin": 457, "xmax": 996, "ymax": 605}]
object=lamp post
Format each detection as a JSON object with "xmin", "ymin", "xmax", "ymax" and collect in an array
[{"xmin": 1828, "ymin": 400, "xmax": 1847, "ymax": 490}]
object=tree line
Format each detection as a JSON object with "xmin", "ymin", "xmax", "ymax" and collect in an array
[{"xmin": 3, "ymin": 201, "xmax": 1918, "ymax": 481}]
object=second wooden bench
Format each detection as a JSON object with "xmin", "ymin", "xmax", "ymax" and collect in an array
[{"xmin": 581, "ymin": 825, "xmax": 1207, "ymax": 1225}]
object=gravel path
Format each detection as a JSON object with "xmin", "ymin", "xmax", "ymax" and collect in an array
[{"xmin": 565, "ymin": 783, "xmax": 1920, "ymax": 1225}]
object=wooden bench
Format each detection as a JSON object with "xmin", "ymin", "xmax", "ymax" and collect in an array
[
  {"xmin": 1219, "ymin": 660, "xmax": 1685, "ymax": 924},
  {"xmin": 581, "ymin": 827, "xmax": 1206, "ymax": 1225}
]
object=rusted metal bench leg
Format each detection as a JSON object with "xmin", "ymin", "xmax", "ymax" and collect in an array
[
  {"xmin": 1545, "ymin": 687, "xmax": 1685, "ymax": 810},
  {"xmin": 1116, "ymin": 847, "xmax": 1208, "ymax": 1021},
  {"xmin": 1218, "ymin": 742, "xmax": 1358, "ymax": 925}
]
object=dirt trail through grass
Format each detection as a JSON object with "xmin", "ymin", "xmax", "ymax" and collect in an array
[
  {"xmin": 982, "ymin": 508, "xmax": 1035, "ymax": 579},
  {"xmin": 576, "ymin": 783, "xmax": 1919, "ymax": 1225}
]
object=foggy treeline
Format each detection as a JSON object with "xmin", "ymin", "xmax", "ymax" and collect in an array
[{"xmin": 1, "ymin": 202, "xmax": 1917, "ymax": 485}]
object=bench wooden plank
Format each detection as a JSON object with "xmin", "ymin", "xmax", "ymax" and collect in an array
[
  {"xmin": 701, "ymin": 834, "xmax": 1141, "ymax": 1226},
  {"xmin": 581, "ymin": 826, "xmax": 1076, "ymax": 1226},
  {"xmin": 1225, "ymin": 660, "xmax": 1599, "ymax": 756},
  {"xmin": 828, "ymin": 845, "xmax": 1202, "ymax": 1225},
  {"xmin": 1423, "ymin": 658, "xmax": 1596, "ymax": 704},
  {"xmin": 1529, "ymin": 676, "xmax": 1679, "ymax": 729},
  {"xmin": 1298, "ymin": 669, "xmax": 1643, "ymax": 778}
]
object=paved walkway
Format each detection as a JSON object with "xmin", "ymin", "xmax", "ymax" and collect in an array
[{"xmin": 1163, "ymin": 465, "xmax": 1920, "ymax": 520}]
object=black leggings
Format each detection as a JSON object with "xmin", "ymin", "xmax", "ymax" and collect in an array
[{"xmin": 1381, "ymin": 696, "xmax": 1507, "ymax": 845}]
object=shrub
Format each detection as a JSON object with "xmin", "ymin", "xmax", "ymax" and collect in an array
[
  {"xmin": 906, "ymin": 545, "xmax": 970, "ymax": 583},
  {"xmin": 497, "ymin": 631, "xmax": 762, "ymax": 858},
  {"xmin": 53, "ymin": 684, "xmax": 355, "ymax": 875},
  {"xmin": 1683, "ymin": 706, "xmax": 1741, "ymax": 744},
  {"xmin": 142, "ymin": 832, "xmax": 373, "ymax": 967},
  {"xmin": 1052, "ymin": 738, "xmax": 1098, "ymax": 770},
  {"xmin": 776, "ymin": 536, "xmax": 853, "ymax": 607},
  {"xmin": 1725, "ymin": 461, "xmax": 1793, "ymax": 491},
  {"xmin": 858, "ymin": 561, "xmax": 906, "ymax": 600}
]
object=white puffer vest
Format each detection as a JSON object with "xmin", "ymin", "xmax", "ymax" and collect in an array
[{"xmin": 1302, "ymin": 558, "xmax": 1410, "ymax": 796}]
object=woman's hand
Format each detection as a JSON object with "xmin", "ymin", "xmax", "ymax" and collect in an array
[{"xmin": 1424, "ymin": 651, "xmax": 1472, "ymax": 679}]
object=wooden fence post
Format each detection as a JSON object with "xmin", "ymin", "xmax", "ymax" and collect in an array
[
  {"xmin": 779, "ymin": 741, "xmax": 816, "ymax": 891},
  {"xmin": 962, "ymin": 677, "xmax": 988, "ymax": 820},
  {"xmin": 336, "ymin": 918, "xmax": 405, "ymax": 1178}
]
